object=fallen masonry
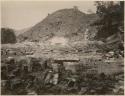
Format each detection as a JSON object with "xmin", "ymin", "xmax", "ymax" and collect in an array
[{"xmin": 1, "ymin": 54, "xmax": 124, "ymax": 95}]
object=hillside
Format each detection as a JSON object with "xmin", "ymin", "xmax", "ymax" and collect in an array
[{"xmin": 18, "ymin": 8, "xmax": 98, "ymax": 42}]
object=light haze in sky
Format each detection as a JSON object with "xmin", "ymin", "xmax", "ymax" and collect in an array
[{"xmin": 1, "ymin": 1, "xmax": 96, "ymax": 30}]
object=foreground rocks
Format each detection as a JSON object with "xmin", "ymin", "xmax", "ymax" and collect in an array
[{"xmin": 1, "ymin": 54, "xmax": 124, "ymax": 95}]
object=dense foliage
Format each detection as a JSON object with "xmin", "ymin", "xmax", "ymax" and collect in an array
[
  {"xmin": 92, "ymin": 1, "xmax": 124, "ymax": 40},
  {"xmin": 1, "ymin": 28, "xmax": 17, "ymax": 44}
]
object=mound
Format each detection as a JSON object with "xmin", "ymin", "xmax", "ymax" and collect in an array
[{"xmin": 18, "ymin": 8, "xmax": 97, "ymax": 42}]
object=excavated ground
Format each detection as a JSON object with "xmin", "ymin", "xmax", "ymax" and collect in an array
[{"xmin": 1, "ymin": 43, "xmax": 124, "ymax": 95}]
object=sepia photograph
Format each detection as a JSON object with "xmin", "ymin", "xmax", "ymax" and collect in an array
[{"xmin": 1, "ymin": 0, "xmax": 124, "ymax": 95}]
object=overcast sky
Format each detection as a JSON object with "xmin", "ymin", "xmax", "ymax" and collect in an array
[{"xmin": 1, "ymin": 1, "xmax": 96, "ymax": 30}]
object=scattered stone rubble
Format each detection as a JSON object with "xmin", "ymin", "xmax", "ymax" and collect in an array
[
  {"xmin": 1, "ymin": 52, "xmax": 124, "ymax": 95},
  {"xmin": 1, "ymin": 44, "xmax": 35, "ymax": 58}
]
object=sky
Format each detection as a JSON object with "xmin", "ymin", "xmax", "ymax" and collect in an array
[{"xmin": 1, "ymin": 1, "xmax": 96, "ymax": 30}]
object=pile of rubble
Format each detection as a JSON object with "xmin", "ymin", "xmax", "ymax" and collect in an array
[
  {"xmin": 1, "ymin": 45, "xmax": 35, "ymax": 58},
  {"xmin": 1, "ymin": 55, "xmax": 124, "ymax": 95}
]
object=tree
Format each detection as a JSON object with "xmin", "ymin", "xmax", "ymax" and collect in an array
[
  {"xmin": 91, "ymin": 1, "xmax": 124, "ymax": 51},
  {"xmin": 92, "ymin": 1, "xmax": 124, "ymax": 40},
  {"xmin": 1, "ymin": 28, "xmax": 17, "ymax": 44}
]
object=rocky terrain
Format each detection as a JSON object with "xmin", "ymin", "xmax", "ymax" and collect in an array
[
  {"xmin": 1, "ymin": 7, "xmax": 124, "ymax": 95},
  {"xmin": 1, "ymin": 46, "xmax": 124, "ymax": 95}
]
